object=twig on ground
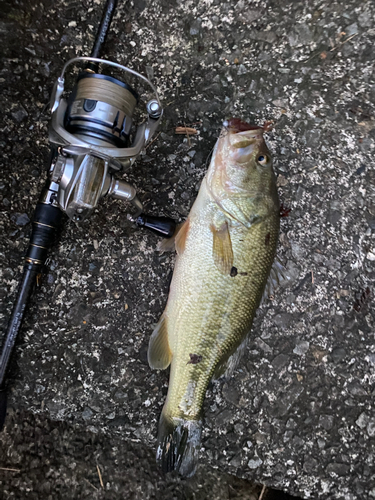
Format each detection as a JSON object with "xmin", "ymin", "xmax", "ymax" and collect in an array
[
  {"xmin": 175, "ymin": 126, "xmax": 198, "ymax": 135},
  {"xmin": 185, "ymin": 123, "xmax": 191, "ymax": 146},
  {"xmin": 145, "ymin": 131, "xmax": 161, "ymax": 150},
  {"xmin": 330, "ymin": 33, "xmax": 358, "ymax": 51},
  {"xmin": 304, "ymin": 33, "xmax": 358, "ymax": 62},
  {"xmin": 83, "ymin": 477, "xmax": 98, "ymax": 491},
  {"xmin": 97, "ymin": 464, "xmax": 104, "ymax": 489},
  {"xmin": 259, "ymin": 484, "xmax": 267, "ymax": 500}
]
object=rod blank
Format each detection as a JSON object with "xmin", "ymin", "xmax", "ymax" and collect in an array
[{"xmin": 87, "ymin": 0, "xmax": 118, "ymax": 73}]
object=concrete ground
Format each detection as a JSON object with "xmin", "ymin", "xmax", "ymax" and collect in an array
[{"xmin": 0, "ymin": 0, "xmax": 374, "ymax": 498}]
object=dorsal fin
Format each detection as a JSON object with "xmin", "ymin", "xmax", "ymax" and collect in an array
[{"xmin": 261, "ymin": 257, "xmax": 290, "ymax": 304}]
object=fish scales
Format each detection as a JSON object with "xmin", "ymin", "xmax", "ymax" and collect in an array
[{"xmin": 148, "ymin": 118, "xmax": 280, "ymax": 476}]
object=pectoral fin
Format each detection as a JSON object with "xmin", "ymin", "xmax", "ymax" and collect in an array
[
  {"xmin": 148, "ymin": 314, "xmax": 172, "ymax": 370},
  {"xmin": 158, "ymin": 220, "xmax": 190, "ymax": 255},
  {"xmin": 211, "ymin": 221, "xmax": 234, "ymax": 275}
]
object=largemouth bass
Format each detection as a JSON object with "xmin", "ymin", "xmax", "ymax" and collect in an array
[{"xmin": 148, "ymin": 118, "xmax": 281, "ymax": 476}]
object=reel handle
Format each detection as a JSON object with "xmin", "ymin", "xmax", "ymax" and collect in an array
[{"xmin": 135, "ymin": 214, "xmax": 176, "ymax": 239}]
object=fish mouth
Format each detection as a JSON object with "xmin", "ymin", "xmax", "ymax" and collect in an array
[
  {"xmin": 224, "ymin": 118, "xmax": 263, "ymax": 133},
  {"xmin": 226, "ymin": 120, "xmax": 264, "ymax": 156}
]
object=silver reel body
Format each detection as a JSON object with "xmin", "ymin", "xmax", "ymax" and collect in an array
[{"xmin": 47, "ymin": 56, "xmax": 163, "ymax": 222}]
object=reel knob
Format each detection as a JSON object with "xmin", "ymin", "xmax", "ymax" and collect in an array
[
  {"xmin": 146, "ymin": 99, "xmax": 162, "ymax": 119},
  {"xmin": 135, "ymin": 214, "xmax": 176, "ymax": 238}
]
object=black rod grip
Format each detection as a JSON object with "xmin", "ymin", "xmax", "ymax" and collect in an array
[
  {"xmin": 136, "ymin": 214, "xmax": 176, "ymax": 238},
  {"xmin": 25, "ymin": 203, "xmax": 63, "ymax": 264}
]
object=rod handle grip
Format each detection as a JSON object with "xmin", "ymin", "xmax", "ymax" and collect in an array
[
  {"xmin": 135, "ymin": 214, "xmax": 176, "ymax": 239},
  {"xmin": 25, "ymin": 203, "xmax": 63, "ymax": 264}
]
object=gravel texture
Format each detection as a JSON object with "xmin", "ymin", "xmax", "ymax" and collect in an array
[
  {"xmin": 0, "ymin": 407, "xmax": 269, "ymax": 500},
  {"xmin": 1, "ymin": 0, "xmax": 375, "ymax": 499}
]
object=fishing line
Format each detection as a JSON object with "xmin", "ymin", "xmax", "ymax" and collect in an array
[{"xmin": 75, "ymin": 77, "xmax": 137, "ymax": 116}]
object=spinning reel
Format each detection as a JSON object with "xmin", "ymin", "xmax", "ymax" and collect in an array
[
  {"xmin": 0, "ymin": 0, "xmax": 176, "ymax": 429},
  {"xmin": 48, "ymin": 56, "xmax": 164, "ymax": 222}
]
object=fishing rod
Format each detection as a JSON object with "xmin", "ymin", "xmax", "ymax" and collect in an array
[{"xmin": 0, "ymin": 0, "xmax": 176, "ymax": 430}]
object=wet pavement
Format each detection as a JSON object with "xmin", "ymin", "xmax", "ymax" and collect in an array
[{"xmin": 1, "ymin": 0, "xmax": 375, "ymax": 498}]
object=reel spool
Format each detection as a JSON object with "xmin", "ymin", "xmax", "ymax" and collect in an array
[
  {"xmin": 50, "ymin": 56, "xmax": 163, "ymax": 167},
  {"xmin": 65, "ymin": 73, "xmax": 139, "ymax": 147}
]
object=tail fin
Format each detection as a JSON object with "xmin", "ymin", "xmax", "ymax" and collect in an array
[{"xmin": 156, "ymin": 412, "xmax": 202, "ymax": 477}]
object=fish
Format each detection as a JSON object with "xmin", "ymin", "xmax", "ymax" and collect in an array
[{"xmin": 148, "ymin": 117, "xmax": 281, "ymax": 476}]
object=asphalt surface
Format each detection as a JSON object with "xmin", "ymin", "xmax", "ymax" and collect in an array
[{"xmin": 0, "ymin": 0, "xmax": 375, "ymax": 499}]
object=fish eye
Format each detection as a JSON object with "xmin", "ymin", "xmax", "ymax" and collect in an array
[{"xmin": 257, "ymin": 154, "xmax": 269, "ymax": 166}]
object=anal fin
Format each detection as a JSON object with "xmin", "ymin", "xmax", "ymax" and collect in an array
[
  {"xmin": 148, "ymin": 314, "xmax": 172, "ymax": 370},
  {"xmin": 223, "ymin": 336, "xmax": 249, "ymax": 379},
  {"xmin": 213, "ymin": 336, "xmax": 249, "ymax": 380},
  {"xmin": 211, "ymin": 221, "xmax": 234, "ymax": 275}
]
